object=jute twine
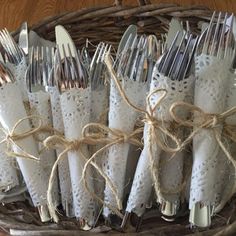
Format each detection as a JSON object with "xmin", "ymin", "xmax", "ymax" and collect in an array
[
  {"xmin": 0, "ymin": 115, "xmax": 59, "ymax": 161},
  {"xmin": 105, "ymin": 54, "xmax": 236, "ymax": 211},
  {"xmin": 104, "ymin": 54, "xmax": 182, "ymax": 203},
  {"xmin": 170, "ymin": 101, "xmax": 236, "ymax": 212},
  {"xmin": 43, "ymin": 53, "xmax": 236, "ymax": 222},
  {"xmin": 44, "ymin": 123, "xmax": 144, "ymax": 222},
  {"xmin": 43, "ymin": 53, "xmax": 182, "ymax": 222}
]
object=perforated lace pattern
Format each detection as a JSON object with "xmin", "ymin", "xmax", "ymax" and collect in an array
[
  {"xmin": 189, "ymin": 54, "xmax": 231, "ymax": 210},
  {"xmin": 0, "ymin": 83, "xmax": 48, "ymax": 206},
  {"xmin": 90, "ymin": 87, "xmax": 108, "ymax": 208},
  {"xmin": 60, "ymin": 87, "xmax": 96, "ymax": 225},
  {"xmin": 6, "ymin": 60, "xmax": 28, "ymax": 101},
  {"xmin": 103, "ymin": 78, "xmax": 147, "ymax": 217},
  {"xmin": 28, "ymin": 91, "xmax": 59, "ymax": 206},
  {"xmin": 0, "ymin": 138, "xmax": 19, "ymax": 191},
  {"xmin": 47, "ymin": 86, "xmax": 73, "ymax": 212},
  {"xmin": 126, "ymin": 65, "xmax": 194, "ymax": 215},
  {"xmin": 210, "ymin": 71, "xmax": 236, "ymax": 212}
]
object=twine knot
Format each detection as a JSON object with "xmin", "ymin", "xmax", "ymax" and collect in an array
[
  {"xmin": 170, "ymin": 101, "xmax": 236, "ymax": 212},
  {"xmin": 0, "ymin": 115, "xmax": 52, "ymax": 161},
  {"xmin": 104, "ymin": 54, "xmax": 183, "ymax": 207},
  {"xmin": 210, "ymin": 115, "xmax": 219, "ymax": 128},
  {"xmin": 46, "ymin": 122, "xmax": 144, "ymax": 222}
]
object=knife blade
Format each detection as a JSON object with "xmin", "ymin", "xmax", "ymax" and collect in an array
[
  {"xmin": 55, "ymin": 25, "xmax": 77, "ymax": 59},
  {"xmin": 116, "ymin": 24, "xmax": 137, "ymax": 59},
  {"xmin": 55, "ymin": 25, "xmax": 87, "ymax": 84},
  {"xmin": 18, "ymin": 22, "xmax": 28, "ymax": 55}
]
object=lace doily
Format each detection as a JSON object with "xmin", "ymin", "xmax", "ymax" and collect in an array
[
  {"xmin": 47, "ymin": 86, "xmax": 73, "ymax": 214},
  {"xmin": 28, "ymin": 91, "xmax": 59, "ymax": 206},
  {"xmin": 60, "ymin": 87, "xmax": 96, "ymax": 225},
  {"xmin": 213, "ymin": 72, "xmax": 236, "ymax": 212},
  {"xmin": 6, "ymin": 59, "xmax": 28, "ymax": 102},
  {"xmin": 0, "ymin": 83, "xmax": 48, "ymax": 207},
  {"xmin": 189, "ymin": 54, "xmax": 231, "ymax": 210},
  {"xmin": 0, "ymin": 137, "xmax": 19, "ymax": 192},
  {"xmin": 90, "ymin": 87, "xmax": 108, "ymax": 209},
  {"xmin": 103, "ymin": 78, "xmax": 147, "ymax": 217},
  {"xmin": 126, "ymin": 65, "xmax": 194, "ymax": 216}
]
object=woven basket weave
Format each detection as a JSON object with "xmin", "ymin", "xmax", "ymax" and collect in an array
[
  {"xmin": 12, "ymin": 1, "xmax": 211, "ymax": 48},
  {"xmin": 5, "ymin": 1, "xmax": 236, "ymax": 236}
]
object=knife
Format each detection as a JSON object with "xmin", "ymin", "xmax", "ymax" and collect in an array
[
  {"xmin": 18, "ymin": 22, "xmax": 28, "ymax": 55},
  {"xmin": 116, "ymin": 24, "xmax": 137, "ymax": 60},
  {"xmin": 55, "ymin": 25, "xmax": 87, "ymax": 85},
  {"xmin": 55, "ymin": 25, "xmax": 77, "ymax": 59}
]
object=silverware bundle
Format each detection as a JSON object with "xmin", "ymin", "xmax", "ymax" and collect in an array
[{"xmin": 0, "ymin": 11, "xmax": 235, "ymax": 231}]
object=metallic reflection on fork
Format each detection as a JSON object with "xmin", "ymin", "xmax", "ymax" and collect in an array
[
  {"xmin": 158, "ymin": 32, "xmax": 199, "ymax": 81},
  {"xmin": 25, "ymin": 46, "xmax": 55, "ymax": 92},
  {"xmin": 197, "ymin": 11, "xmax": 235, "ymax": 59},
  {"xmin": 189, "ymin": 11, "xmax": 235, "ymax": 229},
  {"xmin": 0, "ymin": 61, "xmax": 15, "ymax": 86},
  {"xmin": 0, "ymin": 28, "xmax": 25, "ymax": 65},
  {"xmin": 55, "ymin": 44, "xmax": 89, "ymax": 92},
  {"xmin": 89, "ymin": 42, "xmax": 111, "ymax": 90},
  {"xmin": 157, "ymin": 32, "xmax": 198, "ymax": 220}
]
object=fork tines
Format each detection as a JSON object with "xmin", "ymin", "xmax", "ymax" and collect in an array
[
  {"xmin": 0, "ymin": 61, "xmax": 15, "ymax": 86},
  {"xmin": 158, "ymin": 32, "xmax": 198, "ymax": 81},
  {"xmin": 55, "ymin": 44, "xmax": 89, "ymax": 93},
  {"xmin": 89, "ymin": 42, "xmax": 111, "ymax": 90},
  {"xmin": 26, "ymin": 46, "xmax": 55, "ymax": 92},
  {"xmin": 0, "ymin": 28, "xmax": 25, "ymax": 65},
  {"xmin": 200, "ymin": 12, "xmax": 235, "ymax": 59}
]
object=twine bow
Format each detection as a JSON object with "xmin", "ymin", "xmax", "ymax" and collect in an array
[
  {"xmin": 0, "ymin": 115, "xmax": 49, "ymax": 161},
  {"xmin": 44, "ymin": 123, "xmax": 143, "ymax": 222},
  {"xmin": 170, "ymin": 101, "xmax": 236, "ymax": 212},
  {"xmin": 104, "ymin": 55, "xmax": 181, "ymax": 206},
  {"xmin": 45, "ymin": 54, "xmax": 182, "ymax": 222}
]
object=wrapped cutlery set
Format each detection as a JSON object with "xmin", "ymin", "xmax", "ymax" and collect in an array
[{"xmin": 1, "ymin": 2, "xmax": 236, "ymax": 235}]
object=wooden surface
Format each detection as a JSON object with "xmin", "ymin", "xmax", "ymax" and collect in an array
[{"xmin": 0, "ymin": 0, "xmax": 236, "ymax": 31}]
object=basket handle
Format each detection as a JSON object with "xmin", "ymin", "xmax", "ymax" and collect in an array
[{"xmin": 114, "ymin": 0, "xmax": 151, "ymax": 6}]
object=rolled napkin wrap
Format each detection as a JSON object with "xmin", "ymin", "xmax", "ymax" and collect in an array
[
  {"xmin": 126, "ymin": 124, "xmax": 155, "ymax": 217},
  {"xmin": 103, "ymin": 78, "xmax": 147, "ymax": 218},
  {"xmin": 126, "ymin": 67, "xmax": 194, "ymax": 217},
  {"xmin": 90, "ymin": 87, "xmax": 108, "ymax": 211},
  {"xmin": 6, "ymin": 59, "xmax": 28, "ymax": 101},
  {"xmin": 60, "ymin": 87, "xmax": 96, "ymax": 227},
  {"xmin": 0, "ymin": 130, "xmax": 19, "ymax": 193},
  {"xmin": 28, "ymin": 90, "xmax": 60, "ymax": 208},
  {"xmin": 0, "ymin": 83, "xmax": 50, "ymax": 222},
  {"xmin": 189, "ymin": 54, "xmax": 231, "ymax": 227},
  {"xmin": 47, "ymin": 86, "xmax": 73, "ymax": 217},
  {"xmin": 209, "ymin": 71, "xmax": 236, "ymax": 214}
]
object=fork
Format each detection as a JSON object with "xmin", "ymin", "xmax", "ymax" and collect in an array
[
  {"xmin": 188, "ymin": 12, "xmax": 235, "ymax": 229},
  {"xmin": 26, "ymin": 46, "xmax": 55, "ymax": 92},
  {"xmin": 55, "ymin": 44, "xmax": 89, "ymax": 92},
  {"xmin": 158, "ymin": 32, "xmax": 198, "ymax": 81},
  {"xmin": 198, "ymin": 12, "xmax": 235, "ymax": 59},
  {"xmin": 89, "ymin": 42, "xmax": 111, "ymax": 90},
  {"xmin": 0, "ymin": 61, "xmax": 15, "ymax": 86},
  {"xmin": 0, "ymin": 28, "xmax": 25, "ymax": 65}
]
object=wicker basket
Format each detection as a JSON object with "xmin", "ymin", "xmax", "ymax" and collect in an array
[
  {"xmin": 4, "ymin": 1, "xmax": 236, "ymax": 235},
  {"xmin": 13, "ymin": 0, "xmax": 211, "ymax": 48}
]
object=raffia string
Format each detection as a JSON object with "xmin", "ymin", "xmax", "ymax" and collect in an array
[
  {"xmin": 44, "ymin": 123, "xmax": 144, "ymax": 222},
  {"xmin": 104, "ymin": 54, "xmax": 181, "ymax": 205},
  {"xmin": 0, "ymin": 115, "xmax": 58, "ymax": 161},
  {"xmin": 170, "ymin": 101, "xmax": 236, "ymax": 212}
]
